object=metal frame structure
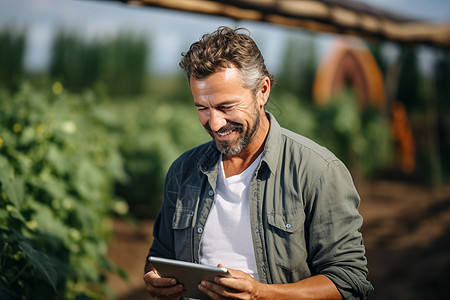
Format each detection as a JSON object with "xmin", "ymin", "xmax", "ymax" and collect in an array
[{"xmin": 112, "ymin": 0, "xmax": 450, "ymax": 47}]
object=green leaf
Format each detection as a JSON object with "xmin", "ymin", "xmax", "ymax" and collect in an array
[
  {"xmin": 46, "ymin": 144, "xmax": 69, "ymax": 175},
  {"xmin": 0, "ymin": 164, "xmax": 19, "ymax": 207},
  {"xmin": 18, "ymin": 241, "xmax": 57, "ymax": 291},
  {"xmin": 2, "ymin": 178, "xmax": 24, "ymax": 208},
  {"xmin": 31, "ymin": 201, "xmax": 70, "ymax": 243},
  {"xmin": 0, "ymin": 209, "xmax": 8, "ymax": 229},
  {"xmin": 19, "ymin": 126, "xmax": 36, "ymax": 146},
  {"xmin": 0, "ymin": 163, "xmax": 13, "ymax": 183},
  {"xmin": 0, "ymin": 278, "xmax": 18, "ymax": 300},
  {"xmin": 4, "ymin": 205, "xmax": 27, "ymax": 227}
]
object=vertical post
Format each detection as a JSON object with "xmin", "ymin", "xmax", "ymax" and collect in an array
[{"xmin": 426, "ymin": 47, "xmax": 442, "ymax": 187}]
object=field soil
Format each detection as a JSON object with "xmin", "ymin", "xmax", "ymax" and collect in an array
[{"xmin": 106, "ymin": 179, "xmax": 450, "ymax": 300}]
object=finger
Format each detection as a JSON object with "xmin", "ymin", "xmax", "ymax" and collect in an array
[
  {"xmin": 198, "ymin": 280, "xmax": 223, "ymax": 300},
  {"xmin": 216, "ymin": 264, "xmax": 242, "ymax": 278},
  {"xmin": 214, "ymin": 274, "xmax": 244, "ymax": 289},
  {"xmin": 144, "ymin": 271, "xmax": 178, "ymax": 287},
  {"xmin": 199, "ymin": 280, "xmax": 242, "ymax": 299},
  {"xmin": 214, "ymin": 264, "xmax": 239, "ymax": 286},
  {"xmin": 144, "ymin": 279, "xmax": 185, "ymax": 299},
  {"xmin": 151, "ymin": 285, "xmax": 185, "ymax": 299}
]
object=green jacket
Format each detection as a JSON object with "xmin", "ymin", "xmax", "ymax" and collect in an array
[{"xmin": 148, "ymin": 113, "xmax": 373, "ymax": 299}]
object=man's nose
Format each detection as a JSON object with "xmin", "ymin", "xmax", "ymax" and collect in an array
[{"xmin": 209, "ymin": 109, "xmax": 227, "ymax": 132}]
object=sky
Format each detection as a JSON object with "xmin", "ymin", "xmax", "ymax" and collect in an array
[{"xmin": 0, "ymin": 0, "xmax": 449, "ymax": 74}]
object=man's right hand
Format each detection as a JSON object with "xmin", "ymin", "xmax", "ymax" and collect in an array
[{"xmin": 143, "ymin": 264, "xmax": 186, "ymax": 299}]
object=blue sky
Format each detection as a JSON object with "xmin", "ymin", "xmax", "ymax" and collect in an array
[{"xmin": 0, "ymin": 0, "xmax": 449, "ymax": 74}]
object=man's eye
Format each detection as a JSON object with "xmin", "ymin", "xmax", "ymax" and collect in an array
[
  {"xmin": 197, "ymin": 107, "xmax": 207, "ymax": 111},
  {"xmin": 219, "ymin": 106, "xmax": 233, "ymax": 111}
]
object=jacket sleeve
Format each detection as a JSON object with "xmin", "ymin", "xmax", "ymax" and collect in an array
[
  {"xmin": 305, "ymin": 159, "xmax": 374, "ymax": 299},
  {"xmin": 145, "ymin": 163, "xmax": 178, "ymax": 269}
]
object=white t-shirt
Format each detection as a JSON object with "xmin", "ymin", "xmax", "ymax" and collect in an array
[{"xmin": 199, "ymin": 154, "xmax": 262, "ymax": 281}]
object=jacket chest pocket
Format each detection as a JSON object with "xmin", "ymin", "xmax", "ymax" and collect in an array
[
  {"xmin": 266, "ymin": 209, "xmax": 311, "ymax": 283},
  {"xmin": 267, "ymin": 209, "xmax": 305, "ymax": 233},
  {"xmin": 172, "ymin": 209, "xmax": 194, "ymax": 261}
]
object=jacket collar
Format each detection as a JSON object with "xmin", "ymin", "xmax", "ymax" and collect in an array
[
  {"xmin": 261, "ymin": 112, "xmax": 281, "ymax": 175},
  {"xmin": 198, "ymin": 141, "xmax": 220, "ymax": 174}
]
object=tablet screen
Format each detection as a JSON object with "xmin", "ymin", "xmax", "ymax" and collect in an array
[{"xmin": 148, "ymin": 256, "xmax": 231, "ymax": 299}]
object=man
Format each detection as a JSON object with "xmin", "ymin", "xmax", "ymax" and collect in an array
[{"xmin": 144, "ymin": 26, "xmax": 373, "ymax": 299}]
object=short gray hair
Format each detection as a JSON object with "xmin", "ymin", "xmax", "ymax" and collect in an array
[{"xmin": 179, "ymin": 26, "xmax": 275, "ymax": 96}]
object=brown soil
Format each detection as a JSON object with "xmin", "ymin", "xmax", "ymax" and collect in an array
[{"xmin": 106, "ymin": 180, "xmax": 450, "ymax": 300}]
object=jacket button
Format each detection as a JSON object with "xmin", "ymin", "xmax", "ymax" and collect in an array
[
  {"xmin": 285, "ymin": 223, "xmax": 291, "ymax": 229},
  {"xmin": 197, "ymin": 227, "xmax": 203, "ymax": 234},
  {"xmin": 208, "ymin": 190, "xmax": 214, "ymax": 196}
]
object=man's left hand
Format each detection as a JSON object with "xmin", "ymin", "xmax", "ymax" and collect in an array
[{"xmin": 198, "ymin": 264, "xmax": 264, "ymax": 300}]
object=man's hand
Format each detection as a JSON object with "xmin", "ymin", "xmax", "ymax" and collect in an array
[
  {"xmin": 198, "ymin": 264, "xmax": 264, "ymax": 300},
  {"xmin": 143, "ymin": 264, "xmax": 186, "ymax": 299},
  {"xmin": 197, "ymin": 264, "xmax": 342, "ymax": 300}
]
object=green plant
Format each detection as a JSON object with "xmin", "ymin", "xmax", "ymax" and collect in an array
[
  {"xmin": 0, "ymin": 84, "xmax": 128, "ymax": 299},
  {"xmin": 50, "ymin": 30, "xmax": 101, "ymax": 93},
  {"xmin": 97, "ymin": 31, "xmax": 148, "ymax": 97},
  {"xmin": 96, "ymin": 96, "xmax": 209, "ymax": 218},
  {"xmin": 49, "ymin": 30, "xmax": 148, "ymax": 97},
  {"xmin": 276, "ymin": 32, "xmax": 317, "ymax": 101},
  {"xmin": 269, "ymin": 90, "xmax": 393, "ymax": 177},
  {"xmin": 313, "ymin": 91, "xmax": 394, "ymax": 177},
  {"xmin": 0, "ymin": 27, "xmax": 26, "ymax": 92},
  {"xmin": 396, "ymin": 45, "xmax": 424, "ymax": 113}
]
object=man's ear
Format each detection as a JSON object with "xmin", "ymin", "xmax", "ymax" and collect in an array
[{"xmin": 258, "ymin": 77, "xmax": 271, "ymax": 107}]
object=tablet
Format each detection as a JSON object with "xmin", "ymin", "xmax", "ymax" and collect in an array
[{"xmin": 148, "ymin": 256, "xmax": 231, "ymax": 299}]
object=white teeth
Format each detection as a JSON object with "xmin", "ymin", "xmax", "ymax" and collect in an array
[{"xmin": 217, "ymin": 130, "xmax": 233, "ymax": 136}]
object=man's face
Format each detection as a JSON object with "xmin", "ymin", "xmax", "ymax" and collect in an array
[{"xmin": 190, "ymin": 67, "xmax": 265, "ymax": 155}]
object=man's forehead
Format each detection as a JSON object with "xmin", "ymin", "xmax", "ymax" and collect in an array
[{"xmin": 191, "ymin": 69, "xmax": 244, "ymax": 94}]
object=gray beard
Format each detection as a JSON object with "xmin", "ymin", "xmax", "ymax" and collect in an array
[{"xmin": 211, "ymin": 109, "xmax": 260, "ymax": 155}]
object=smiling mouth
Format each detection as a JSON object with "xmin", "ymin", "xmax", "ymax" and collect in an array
[
  {"xmin": 205, "ymin": 122, "xmax": 242, "ymax": 139},
  {"xmin": 216, "ymin": 130, "xmax": 234, "ymax": 137}
]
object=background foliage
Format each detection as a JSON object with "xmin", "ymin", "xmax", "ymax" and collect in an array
[
  {"xmin": 0, "ymin": 85, "xmax": 128, "ymax": 299},
  {"xmin": 99, "ymin": 95, "xmax": 209, "ymax": 218},
  {"xmin": 50, "ymin": 30, "xmax": 148, "ymax": 97},
  {"xmin": 0, "ymin": 28, "xmax": 25, "ymax": 92},
  {"xmin": 269, "ymin": 89, "xmax": 393, "ymax": 177}
]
